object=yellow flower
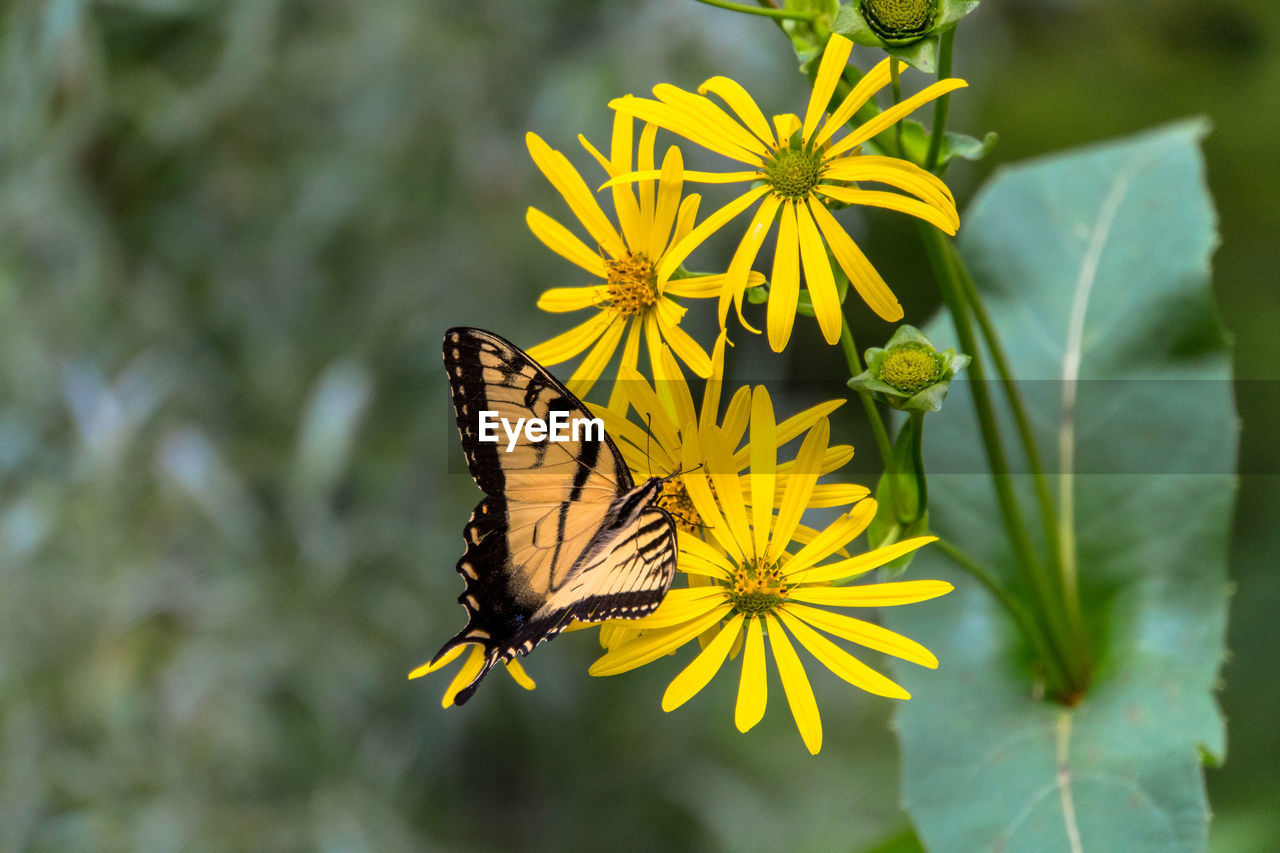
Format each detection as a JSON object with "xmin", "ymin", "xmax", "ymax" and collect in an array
[
  {"xmin": 589, "ymin": 386, "xmax": 951, "ymax": 754},
  {"xmin": 591, "ymin": 340, "xmax": 868, "ymax": 535},
  {"xmin": 408, "ymin": 643, "xmax": 535, "ymax": 708},
  {"xmin": 524, "ymin": 113, "xmax": 761, "ymax": 400},
  {"xmin": 609, "ymin": 34, "xmax": 965, "ymax": 351}
]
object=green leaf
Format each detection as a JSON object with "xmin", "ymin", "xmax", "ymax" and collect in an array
[{"xmin": 888, "ymin": 121, "xmax": 1233, "ymax": 851}]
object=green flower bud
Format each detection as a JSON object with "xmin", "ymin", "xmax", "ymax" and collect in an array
[
  {"xmin": 832, "ymin": 0, "xmax": 979, "ymax": 72},
  {"xmin": 861, "ymin": 0, "xmax": 937, "ymax": 45},
  {"xmin": 847, "ymin": 325, "xmax": 969, "ymax": 413}
]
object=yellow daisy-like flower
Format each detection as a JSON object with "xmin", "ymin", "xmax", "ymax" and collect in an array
[
  {"xmin": 524, "ymin": 113, "xmax": 762, "ymax": 403},
  {"xmin": 591, "ymin": 339, "xmax": 868, "ymax": 535},
  {"xmin": 408, "ymin": 642, "xmax": 536, "ymax": 709},
  {"xmin": 609, "ymin": 34, "xmax": 965, "ymax": 351},
  {"xmin": 589, "ymin": 386, "xmax": 951, "ymax": 754}
]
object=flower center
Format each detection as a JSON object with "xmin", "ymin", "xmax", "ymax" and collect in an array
[
  {"xmin": 861, "ymin": 0, "xmax": 936, "ymax": 41},
  {"xmin": 658, "ymin": 476, "xmax": 703, "ymax": 534},
  {"xmin": 764, "ymin": 147, "xmax": 824, "ymax": 200},
  {"xmin": 728, "ymin": 557, "xmax": 788, "ymax": 616},
  {"xmin": 879, "ymin": 343, "xmax": 943, "ymax": 393},
  {"xmin": 603, "ymin": 252, "xmax": 658, "ymax": 316}
]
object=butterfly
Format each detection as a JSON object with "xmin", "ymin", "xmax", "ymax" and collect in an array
[{"xmin": 430, "ymin": 327, "xmax": 678, "ymax": 705}]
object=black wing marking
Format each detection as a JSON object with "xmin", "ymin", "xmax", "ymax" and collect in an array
[{"xmin": 432, "ymin": 328, "xmax": 677, "ymax": 705}]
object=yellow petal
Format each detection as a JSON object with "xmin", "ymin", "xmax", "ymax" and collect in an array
[
  {"xmin": 652, "ymin": 83, "xmax": 771, "ymax": 159},
  {"xmin": 526, "ymin": 312, "xmax": 615, "ymax": 365},
  {"xmin": 720, "ymin": 385, "xmax": 752, "ymax": 451},
  {"xmin": 656, "ymin": 307, "xmax": 714, "ymax": 379},
  {"xmin": 767, "ymin": 201, "xmax": 801, "ymax": 352},
  {"xmin": 657, "ymin": 345, "xmax": 698, "ymax": 436},
  {"xmin": 813, "ymin": 57, "xmax": 894, "ymax": 150},
  {"xmin": 789, "ymin": 578, "xmax": 954, "ymax": 607},
  {"xmin": 784, "ymin": 603, "xmax": 938, "ymax": 667},
  {"xmin": 783, "ymin": 500, "xmax": 879, "ymax": 577},
  {"xmin": 606, "ymin": 320, "xmax": 644, "ymax": 414},
  {"xmin": 639, "ymin": 586, "xmax": 731, "ymax": 629},
  {"xmin": 776, "ymin": 608, "xmax": 910, "ymax": 699},
  {"xmin": 637, "ymin": 121, "xmax": 658, "ymax": 221},
  {"xmin": 656, "ymin": 186, "xmax": 770, "ymax": 285},
  {"xmin": 536, "ymin": 286, "xmax": 607, "ymax": 313},
  {"xmin": 807, "ymin": 196, "xmax": 903, "ymax": 322},
  {"xmin": 818, "ymin": 185, "xmax": 958, "ymax": 235},
  {"xmin": 670, "ymin": 192, "xmax": 701, "ymax": 250},
  {"xmin": 772, "ymin": 113, "xmax": 801, "ymax": 145},
  {"xmin": 442, "ymin": 645, "xmax": 486, "ymax": 709},
  {"xmin": 795, "ymin": 201, "xmax": 843, "ymax": 345},
  {"xmin": 589, "ymin": 601, "xmax": 733, "ymax": 676},
  {"xmin": 662, "ymin": 613, "xmax": 746, "ymax": 711},
  {"xmin": 677, "ymin": 529, "xmax": 735, "ymax": 578},
  {"xmin": 526, "ymin": 132, "xmax": 626, "ymax": 258},
  {"xmin": 719, "ymin": 194, "xmax": 780, "ymax": 334},
  {"xmin": 821, "ymin": 154, "xmax": 956, "ymax": 210},
  {"xmin": 663, "ymin": 271, "xmax": 734, "ymax": 299},
  {"xmin": 825, "ymin": 78, "xmax": 969, "ymax": 160},
  {"xmin": 639, "ymin": 145, "xmax": 680, "ymax": 260},
  {"xmin": 616, "ymin": 362, "xmax": 682, "ymax": 459},
  {"xmin": 705, "ymin": 420, "xmax": 753, "ymax": 553},
  {"xmin": 765, "ymin": 613, "xmax": 823, "ymax": 754},
  {"xmin": 408, "ymin": 643, "xmax": 465, "ymax": 679},
  {"xmin": 504, "ymin": 657, "xmax": 538, "ymax": 690},
  {"xmin": 769, "ymin": 417, "xmax": 828, "ymax": 562},
  {"xmin": 776, "ymin": 399, "xmax": 845, "ymax": 445},
  {"xmin": 790, "ymin": 535, "xmax": 937, "ymax": 585},
  {"xmin": 749, "ymin": 387, "xmax": 777, "ymax": 560},
  {"xmin": 802, "ymin": 33, "xmax": 853, "ymax": 144},
  {"xmin": 800, "ymin": 482, "xmax": 872, "ymax": 508},
  {"xmin": 526, "ymin": 207, "xmax": 608, "ymax": 278},
  {"xmin": 566, "ymin": 316, "xmax": 627, "ymax": 399},
  {"xmin": 610, "ymin": 95, "xmax": 763, "ymax": 165},
  {"xmin": 700, "ymin": 330, "xmax": 729, "ymax": 429},
  {"xmin": 698, "ymin": 75, "xmax": 775, "ymax": 147},
  {"xmin": 735, "ymin": 615, "xmax": 768, "ymax": 731},
  {"xmin": 681, "ymin": 432, "xmax": 743, "ymax": 564}
]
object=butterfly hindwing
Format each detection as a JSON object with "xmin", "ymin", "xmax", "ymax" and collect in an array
[{"xmin": 433, "ymin": 328, "xmax": 677, "ymax": 705}]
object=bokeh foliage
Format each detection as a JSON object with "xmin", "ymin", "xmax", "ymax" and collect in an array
[{"xmin": 2, "ymin": 1, "xmax": 1277, "ymax": 851}]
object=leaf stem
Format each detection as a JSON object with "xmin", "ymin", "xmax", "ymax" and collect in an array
[
  {"xmin": 925, "ymin": 27, "xmax": 955, "ymax": 171},
  {"xmin": 934, "ymin": 538, "xmax": 1066, "ymax": 687},
  {"xmin": 839, "ymin": 313, "xmax": 898, "ymax": 497},
  {"xmin": 692, "ymin": 0, "xmax": 818, "ymax": 21},
  {"xmin": 919, "ymin": 223, "xmax": 1085, "ymax": 698}
]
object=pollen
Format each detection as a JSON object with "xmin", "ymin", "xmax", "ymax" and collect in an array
[
  {"xmin": 728, "ymin": 557, "xmax": 788, "ymax": 616},
  {"xmin": 764, "ymin": 148, "xmax": 824, "ymax": 201},
  {"xmin": 602, "ymin": 252, "xmax": 658, "ymax": 316},
  {"xmin": 879, "ymin": 343, "xmax": 942, "ymax": 394},
  {"xmin": 658, "ymin": 476, "xmax": 703, "ymax": 534}
]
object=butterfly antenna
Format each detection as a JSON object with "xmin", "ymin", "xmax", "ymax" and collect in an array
[{"xmin": 645, "ymin": 412, "xmax": 654, "ymax": 479}]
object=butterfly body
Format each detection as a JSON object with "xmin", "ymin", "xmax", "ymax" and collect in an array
[{"xmin": 433, "ymin": 328, "xmax": 677, "ymax": 704}]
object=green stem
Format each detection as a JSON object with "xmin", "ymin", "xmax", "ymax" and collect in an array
[
  {"xmin": 924, "ymin": 27, "xmax": 955, "ymax": 171},
  {"xmin": 693, "ymin": 0, "xmax": 817, "ymax": 20},
  {"xmin": 934, "ymin": 538, "xmax": 1067, "ymax": 687},
  {"xmin": 920, "ymin": 223, "xmax": 1085, "ymax": 697},
  {"xmin": 839, "ymin": 314, "xmax": 898, "ymax": 497},
  {"xmin": 908, "ymin": 410, "xmax": 927, "ymax": 521}
]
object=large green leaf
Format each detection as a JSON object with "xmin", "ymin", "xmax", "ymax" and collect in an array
[{"xmin": 887, "ymin": 122, "xmax": 1234, "ymax": 852}]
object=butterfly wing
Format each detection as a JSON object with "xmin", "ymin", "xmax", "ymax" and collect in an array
[{"xmin": 434, "ymin": 327, "xmax": 675, "ymax": 704}]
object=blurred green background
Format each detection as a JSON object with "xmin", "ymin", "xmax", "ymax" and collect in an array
[{"xmin": 2, "ymin": 1, "xmax": 1276, "ymax": 850}]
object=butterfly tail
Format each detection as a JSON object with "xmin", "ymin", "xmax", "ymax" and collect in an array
[{"xmin": 429, "ymin": 630, "xmax": 503, "ymax": 706}]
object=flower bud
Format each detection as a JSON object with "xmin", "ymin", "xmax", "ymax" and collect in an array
[{"xmin": 847, "ymin": 324, "xmax": 969, "ymax": 413}]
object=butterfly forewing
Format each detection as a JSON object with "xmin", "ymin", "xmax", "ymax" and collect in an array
[{"xmin": 433, "ymin": 328, "xmax": 677, "ymax": 705}]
